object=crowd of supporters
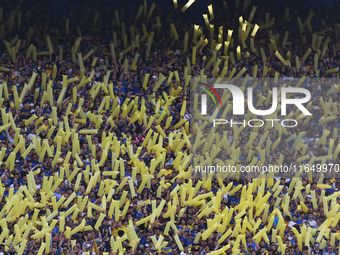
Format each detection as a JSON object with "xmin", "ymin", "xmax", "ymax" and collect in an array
[{"xmin": 0, "ymin": 0, "xmax": 340, "ymax": 255}]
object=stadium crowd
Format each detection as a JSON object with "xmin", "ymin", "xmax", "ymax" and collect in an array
[{"xmin": 0, "ymin": 0, "xmax": 340, "ymax": 255}]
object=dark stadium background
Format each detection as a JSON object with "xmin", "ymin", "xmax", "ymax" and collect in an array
[{"xmin": 37, "ymin": 0, "xmax": 335, "ymax": 23}]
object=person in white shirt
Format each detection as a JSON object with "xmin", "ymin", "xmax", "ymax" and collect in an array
[
  {"xmin": 81, "ymin": 244, "xmax": 96, "ymax": 255},
  {"xmin": 13, "ymin": 66, "xmax": 20, "ymax": 77},
  {"xmin": 27, "ymin": 128, "xmax": 40, "ymax": 141},
  {"xmin": 307, "ymin": 212, "xmax": 317, "ymax": 227},
  {"xmin": 94, "ymin": 66, "xmax": 101, "ymax": 78},
  {"xmin": 180, "ymin": 246, "xmax": 192, "ymax": 255},
  {"xmin": 288, "ymin": 215, "xmax": 298, "ymax": 228}
]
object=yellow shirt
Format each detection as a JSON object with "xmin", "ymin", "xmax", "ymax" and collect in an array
[
  {"xmin": 188, "ymin": 223, "xmax": 194, "ymax": 231},
  {"xmin": 118, "ymin": 225, "xmax": 127, "ymax": 235},
  {"xmin": 112, "ymin": 228, "xmax": 119, "ymax": 237}
]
